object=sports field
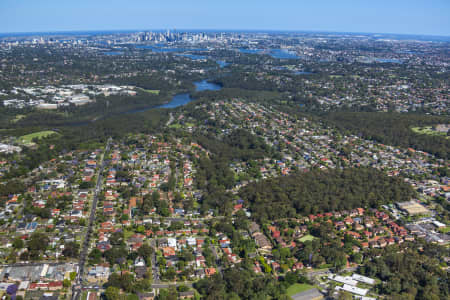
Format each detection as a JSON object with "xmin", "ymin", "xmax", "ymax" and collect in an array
[
  {"xmin": 286, "ymin": 283, "xmax": 315, "ymax": 296},
  {"xmin": 141, "ymin": 88, "xmax": 160, "ymax": 95},
  {"xmin": 20, "ymin": 130, "xmax": 57, "ymax": 144}
]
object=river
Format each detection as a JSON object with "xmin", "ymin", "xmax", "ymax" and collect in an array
[
  {"xmin": 66, "ymin": 80, "xmax": 222, "ymax": 126},
  {"xmin": 238, "ymin": 48, "xmax": 300, "ymax": 59},
  {"xmin": 157, "ymin": 80, "xmax": 222, "ymax": 109}
]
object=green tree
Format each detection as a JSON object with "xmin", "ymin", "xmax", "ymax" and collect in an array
[
  {"xmin": 137, "ymin": 243, "xmax": 154, "ymax": 264},
  {"xmin": 70, "ymin": 272, "xmax": 77, "ymax": 281},
  {"xmin": 338, "ymin": 291, "xmax": 353, "ymax": 300},
  {"xmin": 63, "ymin": 279, "xmax": 71, "ymax": 288},
  {"xmin": 127, "ymin": 294, "xmax": 139, "ymax": 300},
  {"xmin": 12, "ymin": 237, "xmax": 24, "ymax": 249},
  {"xmin": 105, "ymin": 286, "xmax": 121, "ymax": 300},
  {"xmin": 62, "ymin": 242, "xmax": 80, "ymax": 258},
  {"xmin": 89, "ymin": 248, "xmax": 103, "ymax": 265},
  {"xmin": 27, "ymin": 232, "xmax": 49, "ymax": 252},
  {"xmin": 79, "ymin": 218, "xmax": 86, "ymax": 226}
]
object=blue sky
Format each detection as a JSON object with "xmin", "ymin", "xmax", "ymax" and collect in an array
[{"xmin": 0, "ymin": 0, "xmax": 449, "ymax": 36}]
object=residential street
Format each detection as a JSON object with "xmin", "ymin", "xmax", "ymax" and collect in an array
[{"xmin": 72, "ymin": 138, "xmax": 111, "ymax": 300}]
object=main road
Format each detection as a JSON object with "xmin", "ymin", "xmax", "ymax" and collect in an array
[{"xmin": 72, "ymin": 137, "xmax": 111, "ymax": 300}]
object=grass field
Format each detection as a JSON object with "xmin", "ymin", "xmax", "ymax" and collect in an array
[
  {"xmin": 411, "ymin": 126, "xmax": 448, "ymax": 138},
  {"xmin": 438, "ymin": 226, "xmax": 450, "ymax": 234},
  {"xmin": 169, "ymin": 122, "xmax": 195, "ymax": 129},
  {"xmin": 299, "ymin": 234, "xmax": 315, "ymax": 242},
  {"xmin": 140, "ymin": 88, "xmax": 160, "ymax": 95},
  {"xmin": 20, "ymin": 130, "xmax": 57, "ymax": 144},
  {"xmin": 286, "ymin": 283, "xmax": 315, "ymax": 296}
]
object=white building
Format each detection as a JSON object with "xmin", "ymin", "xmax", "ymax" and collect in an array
[
  {"xmin": 186, "ymin": 237, "xmax": 196, "ymax": 247},
  {"xmin": 328, "ymin": 274, "xmax": 358, "ymax": 286},
  {"xmin": 40, "ymin": 264, "xmax": 49, "ymax": 278},
  {"xmin": 0, "ymin": 143, "xmax": 22, "ymax": 154},
  {"xmin": 167, "ymin": 238, "xmax": 177, "ymax": 249},
  {"xmin": 38, "ymin": 103, "xmax": 58, "ymax": 109},
  {"xmin": 352, "ymin": 274, "xmax": 375, "ymax": 285},
  {"xmin": 336, "ymin": 284, "xmax": 368, "ymax": 296}
]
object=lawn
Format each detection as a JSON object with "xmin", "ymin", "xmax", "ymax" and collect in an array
[
  {"xmin": 411, "ymin": 126, "xmax": 448, "ymax": 138},
  {"xmin": 140, "ymin": 88, "xmax": 160, "ymax": 95},
  {"xmin": 169, "ymin": 122, "xmax": 195, "ymax": 129},
  {"xmin": 286, "ymin": 283, "xmax": 315, "ymax": 296},
  {"xmin": 169, "ymin": 123, "xmax": 182, "ymax": 129},
  {"xmin": 299, "ymin": 234, "xmax": 315, "ymax": 242},
  {"xmin": 20, "ymin": 130, "xmax": 58, "ymax": 144},
  {"xmin": 438, "ymin": 226, "xmax": 450, "ymax": 234}
]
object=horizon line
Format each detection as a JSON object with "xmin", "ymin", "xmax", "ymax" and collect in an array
[{"xmin": 0, "ymin": 28, "xmax": 449, "ymax": 39}]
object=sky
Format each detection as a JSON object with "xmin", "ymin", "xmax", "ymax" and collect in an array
[{"xmin": 0, "ymin": 0, "xmax": 449, "ymax": 36}]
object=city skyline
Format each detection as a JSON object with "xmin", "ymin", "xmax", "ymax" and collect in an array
[{"xmin": 0, "ymin": 0, "xmax": 449, "ymax": 36}]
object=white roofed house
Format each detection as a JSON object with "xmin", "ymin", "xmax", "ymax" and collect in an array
[
  {"xmin": 18, "ymin": 281, "xmax": 29, "ymax": 290},
  {"xmin": 186, "ymin": 237, "xmax": 196, "ymax": 247},
  {"xmin": 134, "ymin": 257, "xmax": 146, "ymax": 267},
  {"xmin": 167, "ymin": 238, "xmax": 177, "ymax": 249},
  {"xmin": 87, "ymin": 266, "xmax": 110, "ymax": 281}
]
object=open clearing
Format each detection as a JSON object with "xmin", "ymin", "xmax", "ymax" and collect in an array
[
  {"xmin": 140, "ymin": 88, "xmax": 160, "ymax": 95},
  {"xmin": 299, "ymin": 234, "xmax": 315, "ymax": 242},
  {"xmin": 20, "ymin": 130, "xmax": 58, "ymax": 144},
  {"xmin": 286, "ymin": 283, "xmax": 315, "ymax": 296},
  {"xmin": 411, "ymin": 126, "xmax": 448, "ymax": 138},
  {"xmin": 438, "ymin": 226, "xmax": 450, "ymax": 234},
  {"xmin": 169, "ymin": 122, "xmax": 195, "ymax": 129}
]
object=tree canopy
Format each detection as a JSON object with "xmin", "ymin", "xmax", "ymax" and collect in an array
[
  {"xmin": 240, "ymin": 167, "xmax": 415, "ymax": 222},
  {"xmin": 324, "ymin": 112, "xmax": 450, "ymax": 159}
]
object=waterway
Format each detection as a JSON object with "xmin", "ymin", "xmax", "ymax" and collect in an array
[
  {"xmin": 375, "ymin": 58, "xmax": 403, "ymax": 63},
  {"xmin": 294, "ymin": 71, "xmax": 312, "ymax": 75},
  {"xmin": 216, "ymin": 60, "xmax": 229, "ymax": 68},
  {"xmin": 157, "ymin": 80, "xmax": 222, "ymax": 109},
  {"xmin": 194, "ymin": 80, "xmax": 222, "ymax": 92},
  {"xmin": 269, "ymin": 49, "xmax": 299, "ymax": 59},
  {"xmin": 135, "ymin": 45, "xmax": 208, "ymax": 52},
  {"xmin": 66, "ymin": 80, "xmax": 222, "ymax": 126},
  {"xmin": 135, "ymin": 45, "xmax": 231, "ymax": 68},
  {"xmin": 238, "ymin": 48, "xmax": 300, "ymax": 59},
  {"xmin": 103, "ymin": 51, "xmax": 124, "ymax": 56}
]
